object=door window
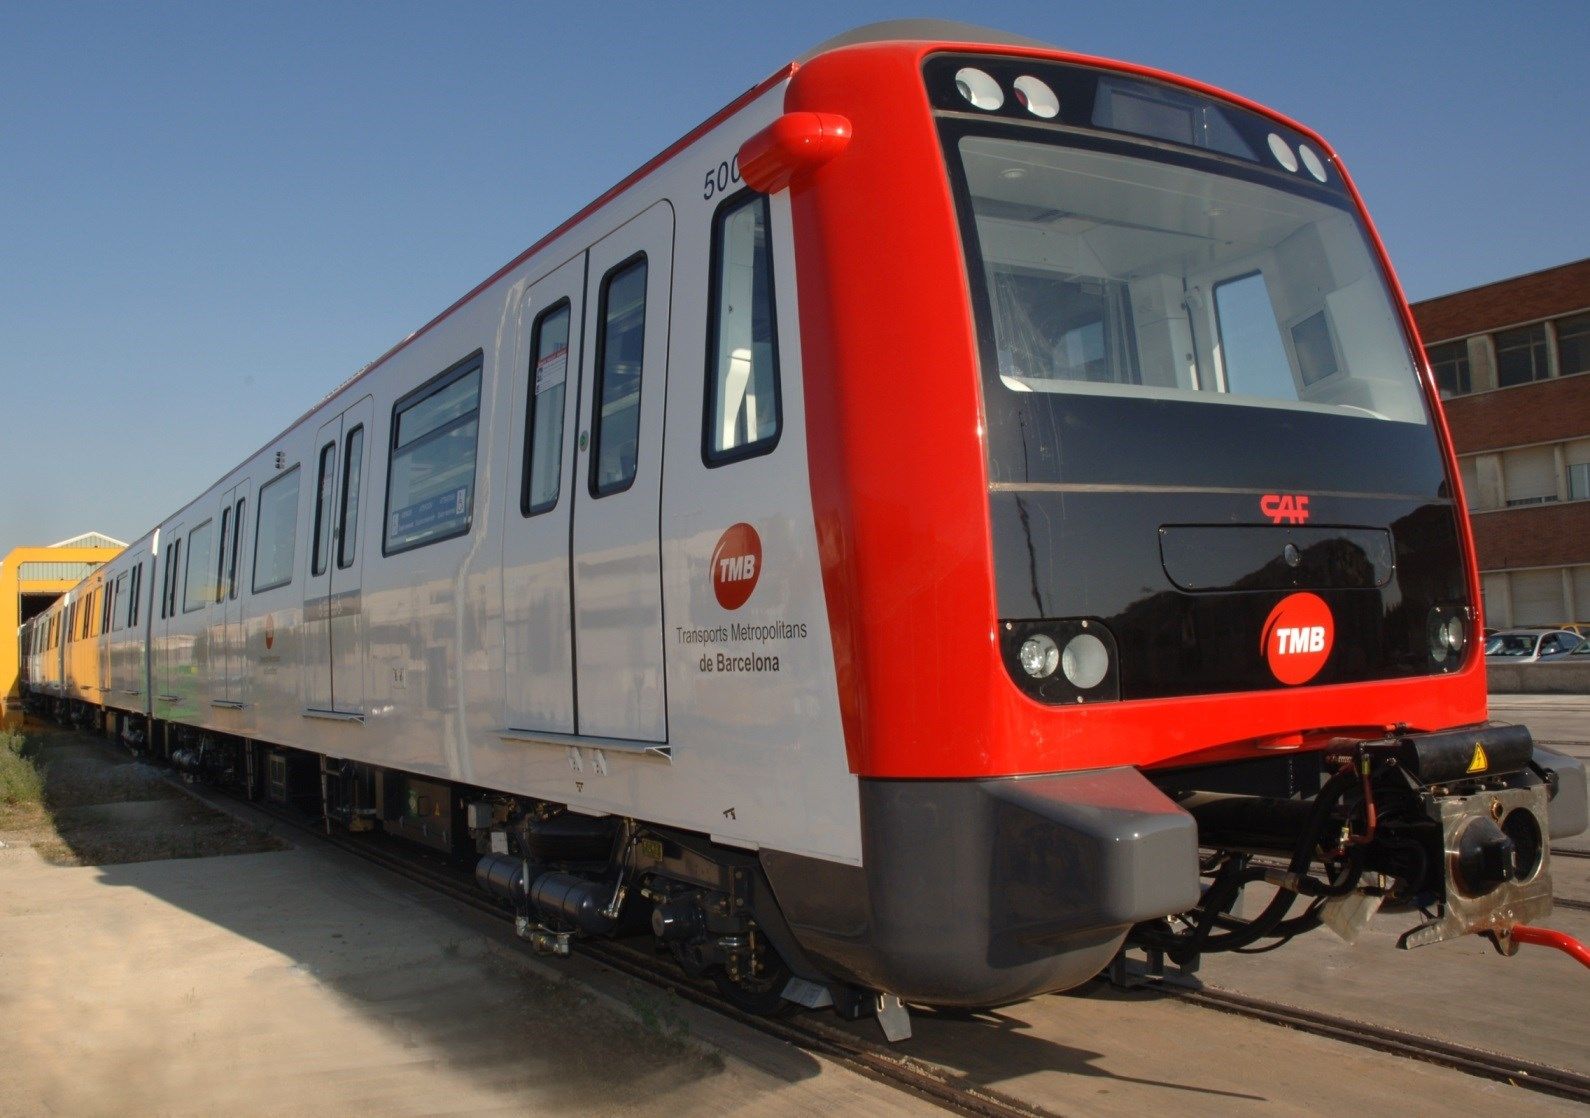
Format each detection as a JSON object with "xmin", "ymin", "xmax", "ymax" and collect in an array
[{"xmin": 591, "ymin": 257, "xmax": 648, "ymax": 496}]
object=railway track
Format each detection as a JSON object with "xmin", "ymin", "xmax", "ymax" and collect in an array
[
  {"xmin": 219, "ymin": 786, "xmax": 1056, "ymax": 1118},
  {"xmin": 165, "ymin": 773, "xmax": 1590, "ymax": 1112},
  {"xmin": 1552, "ymin": 847, "xmax": 1590, "ymax": 912}
]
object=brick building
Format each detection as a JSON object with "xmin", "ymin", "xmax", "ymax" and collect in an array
[{"xmin": 1411, "ymin": 257, "xmax": 1590, "ymax": 628}]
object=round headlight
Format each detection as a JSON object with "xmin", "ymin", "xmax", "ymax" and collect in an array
[
  {"xmin": 1019, "ymin": 634, "xmax": 1060, "ymax": 678},
  {"xmin": 1061, "ymin": 632, "xmax": 1110, "ymax": 689},
  {"xmin": 954, "ymin": 67, "xmax": 1005, "ymax": 111},
  {"xmin": 1428, "ymin": 609, "xmax": 1466, "ymax": 663}
]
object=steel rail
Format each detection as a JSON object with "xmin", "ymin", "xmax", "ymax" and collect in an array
[
  {"xmin": 167, "ymin": 767, "xmax": 1590, "ymax": 1111},
  {"xmin": 1153, "ymin": 980, "xmax": 1590, "ymax": 1104},
  {"xmin": 207, "ymin": 785, "xmax": 1055, "ymax": 1118}
]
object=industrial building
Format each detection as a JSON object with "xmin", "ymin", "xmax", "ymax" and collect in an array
[
  {"xmin": 1, "ymin": 532, "xmax": 124, "ymax": 707},
  {"xmin": 1411, "ymin": 258, "xmax": 1590, "ymax": 628}
]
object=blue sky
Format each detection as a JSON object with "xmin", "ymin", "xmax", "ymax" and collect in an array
[{"xmin": 2, "ymin": 1, "xmax": 1586, "ymax": 548}]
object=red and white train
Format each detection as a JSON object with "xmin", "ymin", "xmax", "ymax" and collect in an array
[{"xmin": 19, "ymin": 21, "xmax": 1587, "ymax": 1033}]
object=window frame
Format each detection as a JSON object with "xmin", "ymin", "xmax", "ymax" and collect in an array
[
  {"xmin": 589, "ymin": 254, "xmax": 648, "ymax": 499},
  {"xmin": 216, "ymin": 505, "xmax": 232, "ymax": 604},
  {"xmin": 252, "ymin": 466, "xmax": 302, "ymax": 594},
  {"xmin": 228, "ymin": 497, "xmax": 246, "ymax": 599},
  {"xmin": 128, "ymin": 562, "xmax": 142, "ymax": 628},
  {"xmin": 702, "ymin": 189, "xmax": 783, "ymax": 468},
  {"xmin": 1495, "ymin": 322, "xmax": 1551, "ymax": 388},
  {"xmin": 164, "ymin": 538, "xmax": 182, "ymax": 618},
  {"xmin": 521, "ymin": 299, "xmax": 573, "ymax": 517},
  {"xmin": 312, "ymin": 439, "xmax": 337, "ymax": 578},
  {"xmin": 382, "ymin": 350, "xmax": 485, "ymax": 556},
  {"xmin": 182, "ymin": 520, "xmax": 214, "ymax": 613},
  {"xmin": 337, "ymin": 425, "xmax": 364, "ymax": 569}
]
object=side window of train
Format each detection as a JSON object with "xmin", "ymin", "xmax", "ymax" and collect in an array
[
  {"xmin": 384, "ymin": 352, "xmax": 483, "ymax": 554},
  {"xmin": 182, "ymin": 520, "xmax": 214, "ymax": 612},
  {"xmin": 312, "ymin": 440, "xmax": 336, "ymax": 577},
  {"xmin": 337, "ymin": 426, "xmax": 363, "ymax": 568},
  {"xmin": 253, "ymin": 467, "xmax": 302, "ymax": 592},
  {"xmin": 591, "ymin": 256, "xmax": 647, "ymax": 497},
  {"xmin": 521, "ymin": 300, "xmax": 571, "ymax": 516},
  {"xmin": 704, "ymin": 191, "xmax": 781, "ymax": 465}
]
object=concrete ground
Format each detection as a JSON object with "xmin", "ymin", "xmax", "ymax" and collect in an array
[
  {"xmin": 4, "ymin": 803, "xmax": 1582, "ymax": 1118},
  {"xmin": 0, "ymin": 839, "xmax": 934, "ymax": 1117},
  {"xmin": 0, "ymin": 728, "xmax": 923, "ymax": 1118},
  {"xmin": 2, "ymin": 708, "xmax": 1585, "ymax": 1117}
]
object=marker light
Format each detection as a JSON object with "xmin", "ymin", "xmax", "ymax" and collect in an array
[
  {"xmin": 1061, "ymin": 632, "xmax": 1110, "ymax": 689},
  {"xmin": 1019, "ymin": 633, "xmax": 1060, "ymax": 678},
  {"xmin": 1266, "ymin": 133, "xmax": 1298, "ymax": 172},
  {"xmin": 1298, "ymin": 144, "xmax": 1328, "ymax": 182},
  {"xmin": 955, "ymin": 68, "xmax": 1004, "ymax": 111},
  {"xmin": 1012, "ymin": 76, "xmax": 1060, "ymax": 119}
]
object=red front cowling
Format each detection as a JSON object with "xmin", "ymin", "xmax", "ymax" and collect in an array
[{"xmin": 785, "ymin": 39, "xmax": 1488, "ymax": 782}]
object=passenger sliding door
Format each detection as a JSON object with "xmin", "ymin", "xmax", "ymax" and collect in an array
[
  {"xmin": 502, "ymin": 254, "xmax": 585, "ymax": 734},
  {"xmin": 157, "ymin": 524, "xmax": 182, "ymax": 707},
  {"xmin": 570, "ymin": 202, "xmax": 674, "ymax": 742},
  {"xmin": 303, "ymin": 398, "xmax": 374, "ymax": 717},
  {"xmin": 217, "ymin": 481, "xmax": 249, "ymax": 706}
]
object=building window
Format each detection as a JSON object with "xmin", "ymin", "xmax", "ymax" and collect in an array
[
  {"xmin": 1426, "ymin": 339, "xmax": 1471, "ymax": 397},
  {"xmin": 1556, "ymin": 312, "xmax": 1590, "ymax": 378},
  {"xmin": 1494, "ymin": 323, "xmax": 1550, "ymax": 387},
  {"xmin": 1501, "ymin": 444, "xmax": 1558, "ymax": 506},
  {"xmin": 1570, "ymin": 461, "xmax": 1590, "ymax": 502}
]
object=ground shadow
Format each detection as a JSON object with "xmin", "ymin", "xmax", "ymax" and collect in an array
[{"xmin": 2, "ymin": 719, "xmax": 798, "ymax": 1112}]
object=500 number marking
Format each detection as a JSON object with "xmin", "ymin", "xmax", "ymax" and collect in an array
[{"xmin": 702, "ymin": 156, "xmax": 741, "ymax": 200}]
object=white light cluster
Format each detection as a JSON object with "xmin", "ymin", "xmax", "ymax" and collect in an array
[
  {"xmin": 954, "ymin": 68, "xmax": 1060, "ymax": 120},
  {"xmin": 1267, "ymin": 132, "xmax": 1329, "ymax": 183}
]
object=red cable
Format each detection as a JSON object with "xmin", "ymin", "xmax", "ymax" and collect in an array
[{"xmin": 1511, "ymin": 924, "xmax": 1590, "ymax": 969}]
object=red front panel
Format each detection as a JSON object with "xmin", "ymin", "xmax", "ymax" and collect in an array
[{"xmin": 786, "ymin": 40, "xmax": 1487, "ymax": 780}]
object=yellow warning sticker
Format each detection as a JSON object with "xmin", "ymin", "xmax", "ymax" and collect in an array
[{"xmin": 1467, "ymin": 743, "xmax": 1489, "ymax": 774}]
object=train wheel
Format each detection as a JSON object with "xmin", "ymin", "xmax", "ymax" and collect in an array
[{"xmin": 709, "ymin": 932, "xmax": 795, "ymax": 1016}]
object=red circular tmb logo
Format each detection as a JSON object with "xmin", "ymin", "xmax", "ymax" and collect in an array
[
  {"xmin": 711, "ymin": 523, "xmax": 762, "ymax": 610},
  {"xmin": 1260, "ymin": 592, "xmax": 1334, "ymax": 685}
]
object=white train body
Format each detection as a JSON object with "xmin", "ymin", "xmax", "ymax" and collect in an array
[{"xmin": 56, "ymin": 78, "xmax": 859, "ymax": 865}]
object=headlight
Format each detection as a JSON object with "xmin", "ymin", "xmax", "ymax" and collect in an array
[
  {"xmin": 1002, "ymin": 619, "xmax": 1120, "ymax": 704},
  {"xmin": 1426, "ymin": 604, "xmax": 1468, "ymax": 668},
  {"xmin": 1061, "ymin": 633, "xmax": 1110, "ymax": 689},
  {"xmin": 1019, "ymin": 634, "xmax": 1060, "ymax": 678}
]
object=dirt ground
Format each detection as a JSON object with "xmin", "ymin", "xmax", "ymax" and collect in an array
[{"xmin": 0, "ymin": 720, "xmax": 285, "ymax": 865}]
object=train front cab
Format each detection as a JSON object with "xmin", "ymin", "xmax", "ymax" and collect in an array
[{"xmin": 751, "ymin": 30, "xmax": 1590, "ymax": 1006}]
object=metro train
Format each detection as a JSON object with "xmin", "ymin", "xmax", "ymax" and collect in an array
[{"xmin": 19, "ymin": 21, "xmax": 1588, "ymax": 1036}]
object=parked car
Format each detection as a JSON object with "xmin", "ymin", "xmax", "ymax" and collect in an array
[{"xmin": 1484, "ymin": 628, "xmax": 1584, "ymax": 662}]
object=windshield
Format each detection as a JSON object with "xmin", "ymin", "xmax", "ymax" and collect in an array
[
  {"xmin": 1485, "ymin": 634, "xmax": 1539, "ymax": 657},
  {"xmin": 958, "ymin": 135, "xmax": 1427, "ymax": 425}
]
